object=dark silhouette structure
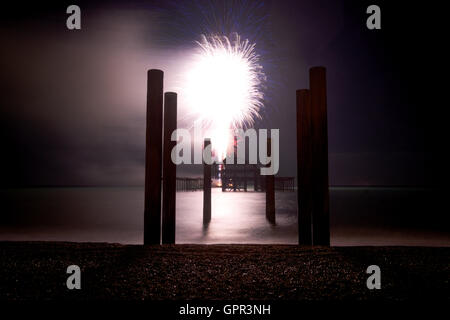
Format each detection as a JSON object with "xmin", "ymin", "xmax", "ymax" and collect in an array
[
  {"xmin": 219, "ymin": 163, "xmax": 259, "ymax": 191},
  {"xmin": 296, "ymin": 66, "xmax": 330, "ymax": 246},
  {"xmin": 297, "ymin": 89, "xmax": 313, "ymax": 245},
  {"xmin": 162, "ymin": 92, "xmax": 177, "ymax": 244},
  {"xmin": 142, "ymin": 66, "xmax": 329, "ymax": 245},
  {"xmin": 176, "ymin": 177, "xmax": 203, "ymax": 191},
  {"xmin": 217, "ymin": 163, "xmax": 294, "ymax": 192},
  {"xmin": 203, "ymin": 139, "xmax": 212, "ymax": 225},
  {"xmin": 144, "ymin": 69, "xmax": 164, "ymax": 245},
  {"xmin": 265, "ymin": 138, "xmax": 275, "ymax": 224},
  {"xmin": 310, "ymin": 67, "xmax": 330, "ymax": 246}
]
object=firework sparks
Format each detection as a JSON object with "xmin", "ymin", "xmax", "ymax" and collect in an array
[{"xmin": 184, "ymin": 33, "xmax": 266, "ymax": 160}]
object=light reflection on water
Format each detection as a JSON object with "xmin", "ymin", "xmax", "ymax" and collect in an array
[
  {"xmin": 176, "ymin": 189, "xmax": 297, "ymax": 244},
  {"xmin": 0, "ymin": 187, "xmax": 448, "ymax": 246}
]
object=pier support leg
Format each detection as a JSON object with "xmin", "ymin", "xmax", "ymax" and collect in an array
[
  {"xmin": 310, "ymin": 67, "xmax": 330, "ymax": 246},
  {"xmin": 296, "ymin": 89, "xmax": 313, "ymax": 245},
  {"xmin": 162, "ymin": 92, "xmax": 177, "ymax": 244},
  {"xmin": 203, "ymin": 139, "xmax": 212, "ymax": 225},
  {"xmin": 265, "ymin": 138, "xmax": 275, "ymax": 224},
  {"xmin": 144, "ymin": 69, "xmax": 164, "ymax": 245},
  {"xmin": 253, "ymin": 166, "xmax": 258, "ymax": 191}
]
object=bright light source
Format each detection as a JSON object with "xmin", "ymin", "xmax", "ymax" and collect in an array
[{"xmin": 184, "ymin": 33, "xmax": 265, "ymax": 160}]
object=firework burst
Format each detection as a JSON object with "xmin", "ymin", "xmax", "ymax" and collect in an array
[{"xmin": 184, "ymin": 33, "xmax": 266, "ymax": 159}]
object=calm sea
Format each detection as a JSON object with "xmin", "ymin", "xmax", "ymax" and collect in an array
[{"xmin": 0, "ymin": 187, "xmax": 448, "ymax": 246}]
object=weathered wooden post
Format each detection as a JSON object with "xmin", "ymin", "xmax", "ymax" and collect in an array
[
  {"xmin": 203, "ymin": 139, "xmax": 212, "ymax": 225},
  {"xmin": 144, "ymin": 69, "xmax": 164, "ymax": 245},
  {"xmin": 244, "ymin": 165, "xmax": 248, "ymax": 192},
  {"xmin": 265, "ymin": 138, "xmax": 275, "ymax": 224},
  {"xmin": 232, "ymin": 136, "xmax": 237, "ymax": 192},
  {"xmin": 162, "ymin": 92, "xmax": 177, "ymax": 244},
  {"xmin": 296, "ymin": 89, "xmax": 313, "ymax": 245},
  {"xmin": 221, "ymin": 164, "xmax": 226, "ymax": 192},
  {"xmin": 253, "ymin": 166, "xmax": 258, "ymax": 191},
  {"xmin": 310, "ymin": 66, "xmax": 330, "ymax": 246},
  {"xmin": 243, "ymin": 137, "xmax": 248, "ymax": 192}
]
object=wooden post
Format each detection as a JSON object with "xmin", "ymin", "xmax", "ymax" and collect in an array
[
  {"xmin": 203, "ymin": 139, "xmax": 212, "ymax": 225},
  {"xmin": 310, "ymin": 67, "xmax": 330, "ymax": 246},
  {"xmin": 265, "ymin": 138, "xmax": 275, "ymax": 224},
  {"xmin": 221, "ymin": 163, "xmax": 226, "ymax": 192},
  {"xmin": 144, "ymin": 69, "xmax": 164, "ymax": 245},
  {"xmin": 233, "ymin": 136, "xmax": 237, "ymax": 191},
  {"xmin": 296, "ymin": 89, "xmax": 313, "ymax": 245},
  {"xmin": 162, "ymin": 92, "xmax": 177, "ymax": 244},
  {"xmin": 253, "ymin": 166, "xmax": 258, "ymax": 191},
  {"xmin": 243, "ymin": 137, "xmax": 248, "ymax": 192},
  {"xmin": 244, "ymin": 165, "xmax": 248, "ymax": 192}
]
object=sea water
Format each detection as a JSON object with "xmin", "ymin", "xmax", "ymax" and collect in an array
[{"xmin": 0, "ymin": 187, "xmax": 448, "ymax": 246}]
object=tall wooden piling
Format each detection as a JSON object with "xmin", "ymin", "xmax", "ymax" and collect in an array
[
  {"xmin": 244, "ymin": 165, "xmax": 248, "ymax": 191},
  {"xmin": 203, "ymin": 139, "xmax": 212, "ymax": 225},
  {"xmin": 243, "ymin": 137, "xmax": 248, "ymax": 192},
  {"xmin": 310, "ymin": 67, "xmax": 330, "ymax": 246},
  {"xmin": 222, "ymin": 164, "xmax": 226, "ymax": 192},
  {"xmin": 144, "ymin": 69, "xmax": 164, "ymax": 245},
  {"xmin": 233, "ymin": 136, "xmax": 237, "ymax": 192},
  {"xmin": 265, "ymin": 138, "xmax": 276, "ymax": 224},
  {"xmin": 253, "ymin": 166, "xmax": 258, "ymax": 191},
  {"xmin": 296, "ymin": 89, "xmax": 313, "ymax": 245},
  {"xmin": 162, "ymin": 92, "xmax": 177, "ymax": 244}
]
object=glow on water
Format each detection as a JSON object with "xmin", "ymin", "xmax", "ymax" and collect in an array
[
  {"xmin": 1, "ymin": 188, "xmax": 448, "ymax": 246},
  {"xmin": 176, "ymin": 189, "xmax": 297, "ymax": 244}
]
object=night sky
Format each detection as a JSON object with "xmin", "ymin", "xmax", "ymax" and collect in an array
[{"xmin": 0, "ymin": 0, "xmax": 445, "ymax": 187}]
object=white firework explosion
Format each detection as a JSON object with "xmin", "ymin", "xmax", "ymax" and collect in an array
[{"xmin": 184, "ymin": 33, "xmax": 266, "ymax": 160}]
